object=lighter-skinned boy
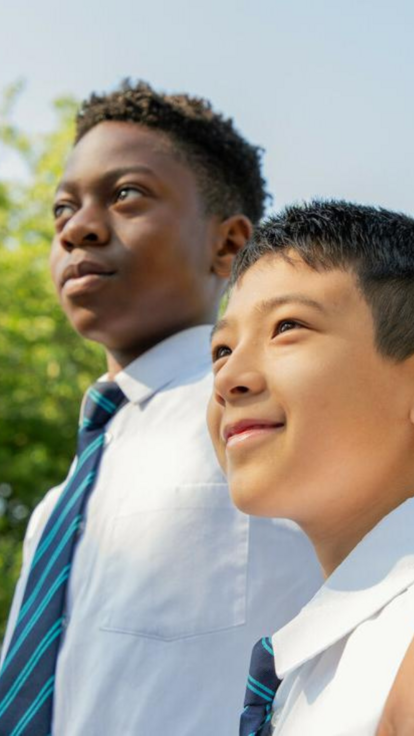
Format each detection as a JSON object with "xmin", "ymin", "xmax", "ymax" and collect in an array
[
  {"xmin": 0, "ymin": 83, "xmax": 321, "ymax": 735},
  {"xmin": 208, "ymin": 200, "xmax": 414, "ymax": 735}
]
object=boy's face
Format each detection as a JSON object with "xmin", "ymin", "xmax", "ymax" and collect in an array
[
  {"xmin": 50, "ymin": 121, "xmax": 230, "ymax": 365},
  {"xmin": 208, "ymin": 252, "xmax": 414, "ymax": 535}
]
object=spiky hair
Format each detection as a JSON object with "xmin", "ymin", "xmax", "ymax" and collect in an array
[{"xmin": 230, "ymin": 199, "xmax": 414, "ymax": 360}]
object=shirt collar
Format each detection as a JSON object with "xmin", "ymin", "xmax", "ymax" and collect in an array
[
  {"xmin": 272, "ymin": 498, "xmax": 414, "ymax": 679},
  {"xmin": 114, "ymin": 325, "xmax": 213, "ymax": 404}
]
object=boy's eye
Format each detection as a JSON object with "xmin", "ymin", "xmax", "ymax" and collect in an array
[
  {"xmin": 53, "ymin": 202, "xmax": 75, "ymax": 219},
  {"xmin": 275, "ymin": 319, "xmax": 303, "ymax": 335},
  {"xmin": 212, "ymin": 345, "xmax": 232, "ymax": 362},
  {"xmin": 115, "ymin": 186, "xmax": 143, "ymax": 203}
]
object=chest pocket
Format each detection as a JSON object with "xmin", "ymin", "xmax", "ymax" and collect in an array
[{"xmin": 100, "ymin": 483, "xmax": 249, "ymax": 640}]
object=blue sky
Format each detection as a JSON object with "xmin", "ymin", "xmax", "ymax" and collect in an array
[{"xmin": 1, "ymin": 0, "xmax": 414, "ymax": 213}]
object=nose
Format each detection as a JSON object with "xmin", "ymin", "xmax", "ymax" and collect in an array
[
  {"xmin": 213, "ymin": 350, "xmax": 266, "ymax": 406},
  {"xmin": 59, "ymin": 202, "xmax": 110, "ymax": 251}
]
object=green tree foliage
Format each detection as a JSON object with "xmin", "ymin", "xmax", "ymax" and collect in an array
[{"xmin": 0, "ymin": 85, "xmax": 105, "ymax": 637}]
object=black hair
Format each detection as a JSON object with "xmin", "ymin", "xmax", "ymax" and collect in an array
[
  {"xmin": 230, "ymin": 199, "xmax": 414, "ymax": 360},
  {"xmin": 75, "ymin": 79, "xmax": 268, "ymax": 224}
]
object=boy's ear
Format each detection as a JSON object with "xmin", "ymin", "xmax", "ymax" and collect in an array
[{"xmin": 212, "ymin": 214, "xmax": 253, "ymax": 278}]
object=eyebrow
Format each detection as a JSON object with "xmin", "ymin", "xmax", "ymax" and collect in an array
[
  {"xmin": 210, "ymin": 294, "xmax": 326, "ymax": 341},
  {"xmin": 55, "ymin": 165, "xmax": 157, "ymax": 196}
]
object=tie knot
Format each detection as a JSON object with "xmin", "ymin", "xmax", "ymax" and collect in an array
[{"xmin": 82, "ymin": 381, "xmax": 127, "ymax": 430}]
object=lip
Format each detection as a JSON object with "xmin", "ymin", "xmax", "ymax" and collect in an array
[
  {"xmin": 61, "ymin": 259, "xmax": 116, "ymax": 295},
  {"xmin": 223, "ymin": 419, "xmax": 285, "ymax": 447}
]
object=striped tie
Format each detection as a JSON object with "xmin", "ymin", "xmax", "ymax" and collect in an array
[
  {"xmin": 0, "ymin": 382, "xmax": 126, "ymax": 736},
  {"xmin": 239, "ymin": 637, "xmax": 281, "ymax": 736}
]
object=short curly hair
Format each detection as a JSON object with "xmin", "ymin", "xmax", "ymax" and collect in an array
[{"xmin": 75, "ymin": 80, "xmax": 268, "ymax": 224}]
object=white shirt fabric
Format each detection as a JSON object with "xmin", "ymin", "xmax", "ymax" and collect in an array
[
  {"xmin": 1, "ymin": 326, "xmax": 322, "ymax": 736},
  {"xmin": 271, "ymin": 498, "xmax": 414, "ymax": 736}
]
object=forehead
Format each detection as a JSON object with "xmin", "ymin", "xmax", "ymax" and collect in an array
[
  {"xmin": 58, "ymin": 121, "xmax": 196, "ymax": 192},
  {"xmin": 223, "ymin": 253, "xmax": 362, "ymax": 323}
]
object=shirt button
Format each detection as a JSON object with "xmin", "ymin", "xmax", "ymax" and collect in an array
[
  {"xmin": 104, "ymin": 432, "xmax": 113, "ymax": 447},
  {"xmin": 62, "ymin": 614, "xmax": 70, "ymax": 631}
]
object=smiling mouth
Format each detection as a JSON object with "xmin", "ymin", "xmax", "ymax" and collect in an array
[{"xmin": 224, "ymin": 421, "xmax": 285, "ymax": 449}]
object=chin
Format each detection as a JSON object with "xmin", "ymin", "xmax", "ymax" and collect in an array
[
  {"xmin": 68, "ymin": 313, "xmax": 121, "ymax": 350},
  {"xmin": 229, "ymin": 470, "xmax": 294, "ymax": 518},
  {"xmin": 229, "ymin": 480, "xmax": 270, "ymax": 517},
  {"xmin": 63, "ymin": 307, "xmax": 105, "ymax": 341},
  {"xmin": 71, "ymin": 321, "xmax": 109, "ymax": 347}
]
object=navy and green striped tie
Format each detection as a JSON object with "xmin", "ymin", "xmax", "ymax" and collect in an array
[
  {"xmin": 239, "ymin": 637, "xmax": 281, "ymax": 736},
  {"xmin": 0, "ymin": 382, "xmax": 126, "ymax": 736}
]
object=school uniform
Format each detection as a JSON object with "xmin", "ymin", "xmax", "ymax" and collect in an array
[
  {"xmin": 2, "ymin": 326, "xmax": 322, "ymax": 736},
  {"xmin": 270, "ymin": 497, "xmax": 414, "ymax": 736}
]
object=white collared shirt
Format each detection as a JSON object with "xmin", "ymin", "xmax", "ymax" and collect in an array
[
  {"xmin": 2, "ymin": 326, "xmax": 322, "ymax": 736},
  {"xmin": 271, "ymin": 498, "xmax": 414, "ymax": 736}
]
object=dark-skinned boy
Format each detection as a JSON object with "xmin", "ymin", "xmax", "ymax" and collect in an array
[{"xmin": 0, "ymin": 83, "xmax": 321, "ymax": 735}]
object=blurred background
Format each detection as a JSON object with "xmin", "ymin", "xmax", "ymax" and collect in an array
[{"xmin": 1, "ymin": 0, "xmax": 414, "ymax": 635}]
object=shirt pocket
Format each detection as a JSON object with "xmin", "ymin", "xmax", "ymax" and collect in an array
[{"xmin": 100, "ymin": 483, "xmax": 249, "ymax": 640}]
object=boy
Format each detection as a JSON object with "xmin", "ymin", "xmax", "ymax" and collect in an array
[
  {"xmin": 208, "ymin": 200, "xmax": 414, "ymax": 734},
  {"xmin": 0, "ymin": 82, "xmax": 322, "ymax": 735}
]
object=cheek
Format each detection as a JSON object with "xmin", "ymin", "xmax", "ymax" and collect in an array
[
  {"xmin": 273, "ymin": 354, "xmax": 333, "ymax": 419},
  {"xmin": 280, "ymin": 355, "xmax": 393, "ymax": 485},
  {"xmin": 206, "ymin": 398, "xmax": 226, "ymax": 470},
  {"xmin": 268, "ymin": 355, "xmax": 362, "ymax": 475},
  {"xmin": 274, "ymin": 345, "xmax": 368, "ymax": 415}
]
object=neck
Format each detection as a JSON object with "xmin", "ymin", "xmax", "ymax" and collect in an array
[
  {"xmin": 104, "ymin": 318, "xmax": 215, "ymax": 378},
  {"xmin": 306, "ymin": 488, "xmax": 414, "ymax": 578},
  {"xmin": 106, "ymin": 350, "xmax": 141, "ymax": 379}
]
